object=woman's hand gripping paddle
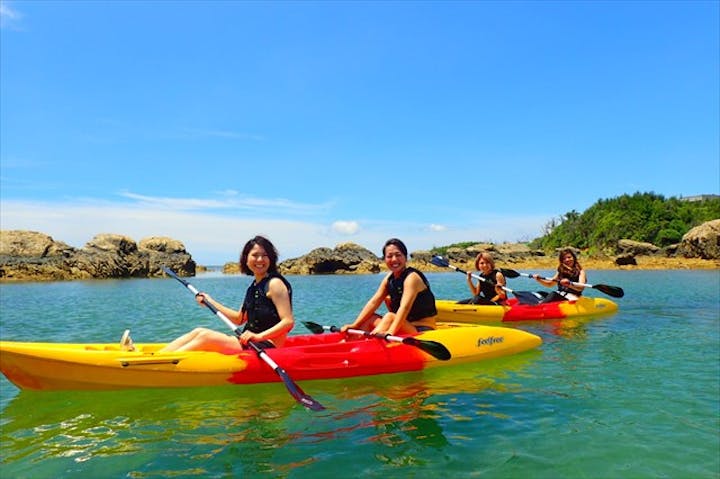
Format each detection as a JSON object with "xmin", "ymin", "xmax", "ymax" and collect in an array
[
  {"xmin": 499, "ymin": 268, "xmax": 625, "ymax": 298},
  {"xmin": 430, "ymin": 255, "xmax": 541, "ymax": 304}
]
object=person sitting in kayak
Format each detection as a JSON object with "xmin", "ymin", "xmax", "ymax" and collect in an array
[
  {"xmin": 533, "ymin": 248, "xmax": 586, "ymax": 303},
  {"xmin": 342, "ymin": 238, "xmax": 437, "ymax": 336},
  {"xmin": 456, "ymin": 252, "xmax": 508, "ymax": 305},
  {"xmin": 159, "ymin": 235, "xmax": 294, "ymax": 353}
]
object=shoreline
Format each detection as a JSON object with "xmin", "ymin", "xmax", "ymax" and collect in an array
[
  {"xmin": 224, "ymin": 256, "xmax": 720, "ymax": 276},
  {"xmin": 454, "ymin": 256, "xmax": 720, "ymax": 271},
  {"xmin": 406, "ymin": 256, "xmax": 720, "ymax": 273}
]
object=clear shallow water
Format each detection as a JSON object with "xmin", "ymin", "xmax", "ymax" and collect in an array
[{"xmin": 1, "ymin": 270, "xmax": 718, "ymax": 478}]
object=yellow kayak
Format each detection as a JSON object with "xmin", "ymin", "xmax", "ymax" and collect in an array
[
  {"xmin": 0, "ymin": 322, "xmax": 542, "ymax": 391},
  {"xmin": 436, "ymin": 296, "xmax": 619, "ymax": 323}
]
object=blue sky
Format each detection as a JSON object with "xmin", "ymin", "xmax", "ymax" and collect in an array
[{"xmin": 1, "ymin": 1, "xmax": 718, "ymax": 265}]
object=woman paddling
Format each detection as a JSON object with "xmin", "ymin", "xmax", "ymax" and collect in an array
[
  {"xmin": 158, "ymin": 235, "xmax": 294, "ymax": 353},
  {"xmin": 456, "ymin": 252, "xmax": 508, "ymax": 305},
  {"xmin": 342, "ymin": 238, "xmax": 437, "ymax": 336},
  {"xmin": 533, "ymin": 248, "xmax": 586, "ymax": 303}
]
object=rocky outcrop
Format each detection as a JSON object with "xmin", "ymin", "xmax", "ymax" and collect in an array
[
  {"xmin": 614, "ymin": 254, "xmax": 638, "ymax": 266},
  {"xmin": 0, "ymin": 231, "xmax": 195, "ymax": 281},
  {"xmin": 677, "ymin": 219, "xmax": 720, "ymax": 259},
  {"xmin": 431, "ymin": 243, "xmax": 547, "ymax": 264},
  {"xmin": 279, "ymin": 242, "xmax": 381, "ymax": 275},
  {"xmin": 275, "ymin": 241, "xmax": 553, "ymax": 275},
  {"xmin": 617, "ymin": 239, "xmax": 661, "ymax": 256}
]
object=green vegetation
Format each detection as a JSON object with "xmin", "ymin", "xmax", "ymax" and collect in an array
[
  {"xmin": 429, "ymin": 192, "xmax": 719, "ymax": 256},
  {"xmin": 529, "ymin": 192, "xmax": 720, "ymax": 252},
  {"xmin": 429, "ymin": 242, "xmax": 479, "ymax": 256}
]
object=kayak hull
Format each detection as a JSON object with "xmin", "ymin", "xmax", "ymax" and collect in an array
[
  {"xmin": 435, "ymin": 296, "xmax": 618, "ymax": 323},
  {"xmin": 0, "ymin": 323, "xmax": 542, "ymax": 391}
]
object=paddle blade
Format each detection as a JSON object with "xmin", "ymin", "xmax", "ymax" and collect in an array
[
  {"xmin": 512, "ymin": 290, "xmax": 543, "ymax": 305},
  {"xmin": 275, "ymin": 367, "xmax": 326, "ymax": 411},
  {"xmin": 302, "ymin": 321, "xmax": 326, "ymax": 334},
  {"xmin": 162, "ymin": 265, "xmax": 184, "ymax": 283},
  {"xmin": 592, "ymin": 284, "xmax": 625, "ymax": 298},
  {"xmin": 499, "ymin": 268, "xmax": 521, "ymax": 278},
  {"xmin": 402, "ymin": 337, "xmax": 451, "ymax": 361},
  {"xmin": 430, "ymin": 255, "xmax": 450, "ymax": 268}
]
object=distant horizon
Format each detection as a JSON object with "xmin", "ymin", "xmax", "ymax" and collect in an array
[{"xmin": 5, "ymin": 187, "xmax": 715, "ymax": 266}]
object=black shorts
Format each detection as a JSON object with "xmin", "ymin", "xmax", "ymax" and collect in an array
[{"xmin": 241, "ymin": 339, "xmax": 276, "ymax": 349}]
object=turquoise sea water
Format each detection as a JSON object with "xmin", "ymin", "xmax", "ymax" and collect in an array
[{"xmin": 1, "ymin": 270, "xmax": 718, "ymax": 478}]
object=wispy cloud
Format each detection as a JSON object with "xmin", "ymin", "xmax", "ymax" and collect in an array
[
  {"xmin": 180, "ymin": 128, "xmax": 265, "ymax": 142},
  {"xmin": 118, "ymin": 191, "xmax": 333, "ymax": 215},
  {"xmin": 0, "ymin": 156, "xmax": 50, "ymax": 169},
  {"xmin": 429, "ymin": 224, "xmax": 446, "ymax": 232},
  {"xmin": 0, "ymin": 2, "xmax": 23, "ymax": 30}
]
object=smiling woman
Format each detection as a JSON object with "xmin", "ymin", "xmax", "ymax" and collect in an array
[
  {"xmin": 158, "ymin": 235, "xmax": 295, "ymax": 352},
  {"xmin": 342, "ymin": 238, "xmax": 438, "ymax": 336}
]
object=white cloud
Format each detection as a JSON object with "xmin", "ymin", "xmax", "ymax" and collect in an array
[
  {"xmin": 118, "ymin": 191, "xmax": 332, "ymax": 215},
  {"xmin": 429, "ymin": 224, "xmax": 446, "ymax": 232},
  {"xmin": 332, "ymin": 220, "xmax": 360, "ymax": 235},
  {"xmin": 0, "ymin": 2, "xmax": 23, "ymax": 30},
  {"xmin": 0, "ymin": 197, "xmax": 549, "ymax": 266}
]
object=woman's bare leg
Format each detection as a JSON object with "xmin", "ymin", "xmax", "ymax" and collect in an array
[{"xmin": 159, "ymin": 327, "xmax": 241, "ymax": 353}]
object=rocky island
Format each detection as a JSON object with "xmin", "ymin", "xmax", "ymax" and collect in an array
[
  {"xmin": 0, "ymin": 231, "xmax": 195, "ymax": 281},
  {"xmin": 1, "ymin": 219, "xmax": 718, "ymax": 282}
]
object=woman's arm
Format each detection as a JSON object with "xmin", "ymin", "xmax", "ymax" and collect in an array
[
  {"xmin": 493, "ymin": 271, "xmax": 507, "ymax": 302},
  {"xmin": 252, "ymin": 277, "xmax": 294, "ymax": 342},
  {"xmin": 466, "ymin": 272, "xmax": 479, "ymax": 295},
  {"xmin": 345, "ymin": 276, "xmax": 389, "ymax": 330},
  {"xmin": 533, "ymin": 273, "xmax": 557, "ymax": 288}
]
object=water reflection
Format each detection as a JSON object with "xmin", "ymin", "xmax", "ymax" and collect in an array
[{"xmin": 1, "ymin": 352, "xmax": 540, "ymax": 477}]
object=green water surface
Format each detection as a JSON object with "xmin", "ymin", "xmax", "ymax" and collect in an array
[{"xmin": 1, "ymin": 270, "xmax": 718, "ymax": 478}]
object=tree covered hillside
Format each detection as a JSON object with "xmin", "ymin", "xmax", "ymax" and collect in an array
[{"xmin": 529, "ymin": 192, "xmax": 720, "ymax": 252}]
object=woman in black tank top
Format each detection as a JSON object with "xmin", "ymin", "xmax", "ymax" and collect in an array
[
  {"xmin": 342, "ymin": 238, "xmax": 437, "ymax": 336},
  {"xmin": 534, "ymin": 248, "xmax": 587, "ymax": 303},
  {"xmin": 160, "ymin": 236, "xmax": 294, "ymax": 353},
  {"xmin": 457, "ymin": 252, "xmax": 508, "ymax": 305}
]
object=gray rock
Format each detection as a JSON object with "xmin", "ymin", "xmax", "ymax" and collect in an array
[
  {"xmin": 279, "ymin": 242, "xmax": 381, "ymax": 275},
  {"xmin": 677, "ymin": 219, "xmax": 720, "ymax": 259},
  {"xmin": 0, "ymin": 230, "xmax": 195, "ymax": 281},
  {"xmin": 617, "ymin": 239, "xmax": 661, "ymax": 256},
  {"xmin": 615, "ymin": 254, "xmax": 638, "ymax": 266}
]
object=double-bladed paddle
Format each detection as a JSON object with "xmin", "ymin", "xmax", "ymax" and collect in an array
[
  {"xmin": 499, "ymin": 267, "xmax": 625, "ymax": 298},
  {"xmin": 430, "ymin": 255, "xmax": 541, "ymax": 305},
  {"xmin": 162, "ymin": 266, "xmax": 325, "ymax": 411},
  {"xmin": 302, "ymin": 321, "xmax": 451, "ymax": 361}
]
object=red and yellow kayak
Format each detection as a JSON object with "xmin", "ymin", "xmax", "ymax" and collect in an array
[
  {"xmin": 0, "ymin": 322, "xmax": 542, "ymax": 391},
  {"xmin": 436, "ymin": 296, "xmax": 618, "ymax": 323}
]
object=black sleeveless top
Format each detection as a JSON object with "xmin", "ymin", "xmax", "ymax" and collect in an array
[
  {"xmin": 558, "ymin": 270, "xmax": 583, "ymax": 296},
  {"xmin": 386, "ymin": 267, "xmax": 437, "ymax": 322},
  {"xmin": 241, "ymin": 272, "xmax": 293, "ymax": 334},
  {"xmin": 477, "ymin": 269, "xmax": 503, "ymax": 299}
]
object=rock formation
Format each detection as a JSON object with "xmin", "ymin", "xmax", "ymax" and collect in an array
[
  {"xmin": 616, "ymin": 239, "xmax": 661, "ymax": 256},
  {"xmin": 0, "ymin": 231, "xmax": 195, "ymax": 281},
  {"xmin": 278, "ymin": 242, "xmax": 381, "ymax": 275},
  {"xmin": 677, "ymin": 219, "xmax": 720, "ymax": 259}
]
